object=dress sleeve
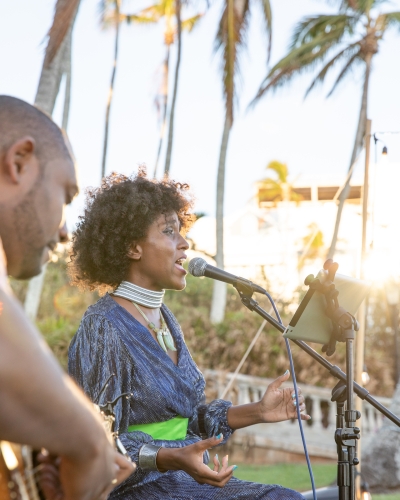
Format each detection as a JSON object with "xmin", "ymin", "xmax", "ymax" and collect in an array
[
  {"xmin": 198, "ymin": 399, "xmax": 235, "ymax": 444},
  {"xmin": 68, "ymin": 313, "xmax": 205, "ymax": 489}
]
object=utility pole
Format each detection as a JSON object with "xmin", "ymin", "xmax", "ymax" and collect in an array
[{"xmin": 355, "ymin": 118, "xmax": 371, "ymax": 498}]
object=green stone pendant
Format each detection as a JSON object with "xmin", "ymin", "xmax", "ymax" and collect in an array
[{"xmin": 130, "ymin": 301, "xmax": 176, "ymax": 353}]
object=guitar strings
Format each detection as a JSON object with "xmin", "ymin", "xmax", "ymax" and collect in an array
[{"xmin": 18, "ymin": 463, "xmax": 45, "ymax": 497}]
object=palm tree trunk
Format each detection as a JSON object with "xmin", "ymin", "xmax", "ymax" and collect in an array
[
  {"xmin": 327, "ymin": 53, "xmax": 372, "ymax": 260},
  {"xmin": 25, "ymin": 0, "xmax": 80, "ymax": 321},
  {"xmin": 101, "ymin": 0, "xmax": 121, "ymax": 180},
  {"xmin": 35, "ymin": 1, "xmax": 80, "ymax": 114},
  {"xmin": 210, "ymin": 113, "xmax": 232, "ymax": 323},
  {"xmin": 62, "ymin": 31, "xmax": 72, "ymax": 131},
  {"xmin": 153, "ymin": 46, "xmax": 170, "ymax": 178},
  {"xmin": 164, "ymin": 0, "xmax": 182, "ymax": 177}
]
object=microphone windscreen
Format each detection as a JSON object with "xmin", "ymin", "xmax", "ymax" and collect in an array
[{"xmin": 188, "ymin": 257, "xmax": 208, "ymax": 277}]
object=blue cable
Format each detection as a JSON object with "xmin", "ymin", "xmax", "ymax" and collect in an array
[{"xmin": 263, "ymin": 291, "xmax": 317, "ymax": 500}]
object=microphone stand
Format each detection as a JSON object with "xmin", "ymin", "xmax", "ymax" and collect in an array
[{"xmin": 231, "ymin": 270, "xmax": 400, "ymax": 500}]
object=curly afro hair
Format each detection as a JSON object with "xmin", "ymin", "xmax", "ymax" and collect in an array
[{"xmin": 69, "ymin": 169, "xmax": 194, "ymax": 294}]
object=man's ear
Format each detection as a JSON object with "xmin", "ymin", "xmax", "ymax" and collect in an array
[
  {"xmin": 127, "ymin": 242, "xmax": 142, "ymax": 261},
  {"xmin": 3, "ymin": 136, "xmax": 37, "ymax": 184}
]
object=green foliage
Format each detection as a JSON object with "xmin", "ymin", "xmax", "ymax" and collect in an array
[
  {"xmin": 8, "ymin": 254, "xmax": 398, "ymax": 397},
  {"xmin": 102, "ymin": 0, "xmax": 203, "ymax": 44},
  {"xmin": 10, "ymin": 254, "xmax": 98, "ymax": 369},
  {"xmin": 258, "ymin": 160, "xmax": 303, "ymax": 205},
  {"xmin": 374, "ymin": 496, "xmax": 400, "ymax": 500}
]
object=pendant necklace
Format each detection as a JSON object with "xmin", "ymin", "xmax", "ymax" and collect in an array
[
  {"xmin": 112, "ymin": 281, "xmax": 176, "ymax": 353},
  {"xmin": 131, "ymin": 302, "xmax": 176, "ymax": 353}
]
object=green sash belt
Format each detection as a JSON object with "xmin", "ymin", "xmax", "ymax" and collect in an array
[{"xmin": 128, "ymin": 416, "xmax": 189, "ymax": 441}]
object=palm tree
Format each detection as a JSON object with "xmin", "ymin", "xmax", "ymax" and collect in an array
[
  {"xmin": 252, "ymin": 0, "xmax": 400, "ymax": 260},
  {"xmin": 35, "ymin": 0, "xmax": 81, "ymax": 117},
  {"xmin": 25, "ymin": 0, "xmax": 81, "ymax": 320},
  {"xmin": 164, "ymin": 0, "xmax": 182, "ymax": 177},
  {"xmin": 210, "ymin": 0, "xmax": 272, "ymax": 324},
  {"xmin": 258, "ymin": 160, "xmax": 302, "ymax": 205},
  {"xmin": 156, "ymin": 6, "xmax": 202, "ymax": 177},
  {"xmin": 102, "ymin": 0, "xmax": 202, "ymax": 179},
  {"xmin": 100, "ymin": 0, "xmax": 121, "ymax": 180}
]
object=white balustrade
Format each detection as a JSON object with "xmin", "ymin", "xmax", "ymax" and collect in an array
[
  {"xmin": 204, "ymin": 369, "xmax": 392, "ymax": 457},
  {"xmin": 311, "ymin": 395, "xmax": 323, "ymax": 430},
  {"xmin": 329, "ymin": 400, "xmax": 337, "ymax": 430}
]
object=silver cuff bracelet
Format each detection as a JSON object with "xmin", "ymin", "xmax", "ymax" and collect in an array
[{"xmin": 138, "ymin": 443, "xmax": 163, "ymax": 472}]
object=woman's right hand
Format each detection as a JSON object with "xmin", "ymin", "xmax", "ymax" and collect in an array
[{"xmin": 156, "ymin": 435, "xmax": 235, "ymax": 487}]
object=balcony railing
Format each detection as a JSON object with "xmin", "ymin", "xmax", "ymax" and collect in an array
[{"xmin": 204, "ymin": 370, "xmax": 391, "ymax": 459}]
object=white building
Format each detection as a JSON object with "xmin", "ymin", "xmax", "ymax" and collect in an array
[{"xmin": 189, "ymin": 161, "xmax": 400, "ymax": 297}]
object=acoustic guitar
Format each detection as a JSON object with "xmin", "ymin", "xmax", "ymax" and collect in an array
[
  {"xmin": 0, "ymin": 377, "xmax": 132, "ymax": 500},
  {"xmin": 0, "ymin": 441, "xmax": 41, "ymax": 500}
]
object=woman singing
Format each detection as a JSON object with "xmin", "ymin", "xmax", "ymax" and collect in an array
[{"xmin": 68, "ymin": 171, "xmax": 309, "ymax": 499}]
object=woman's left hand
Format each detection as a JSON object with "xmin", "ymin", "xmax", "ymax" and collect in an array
[{"xmin": 259, "ymin": 370, "xmax": 311, "ymax": 423}]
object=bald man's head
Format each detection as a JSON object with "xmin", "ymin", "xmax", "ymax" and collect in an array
[
  {"xmin": 0, "ymin": 96, "xmax": 78, "ymax": 279},
  {"xmin": 0, "ymin": 95, "xmax": 69, "ymax": 166}
]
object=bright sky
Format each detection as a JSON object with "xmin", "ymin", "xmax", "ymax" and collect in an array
[{"xmin": 1, "ymin": 0, "xmax": 400, "ymax": 228}]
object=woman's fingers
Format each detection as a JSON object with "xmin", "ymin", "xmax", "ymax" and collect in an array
[
  {"xmin": 195, "ymin": 434, "xmax": 224, "ymax": 454},
  {"xmin": 196, "ymin": 463, "xmax": 234, "ymax": 487},
  {"xmin": 219, "ymin": 454, "xmax": 229, "ymax": 473},
  {"xmin": 212, "ymin": 454, "xmax": 220, "ymax": 472},
  {"xmin": 291, "ymin": 389, "xmax": 303, "ymax": 400},
  {"xmin": 268, "ymin": 370, "xmax": 290, "ymax": 391},
  {"xmin": 289, "ymin": 391, "xmax": 311, "ymax": 419}
]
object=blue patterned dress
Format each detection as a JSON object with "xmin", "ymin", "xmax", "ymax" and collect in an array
[{"xmin": 68, "ymin": 294, "xmax": 304, "ymax": 500}]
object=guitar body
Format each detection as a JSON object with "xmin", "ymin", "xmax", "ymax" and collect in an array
[
  {"xmin": 0, "ymin": 441, "xmax": 42, "ymax": 500},
  {"xmin": 0, "ymin": 399, "xmax": 132, "ymax": 499}
]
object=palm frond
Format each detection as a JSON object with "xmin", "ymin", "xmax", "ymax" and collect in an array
[
  {"xmin": 290, "ymin": 14, "xmax": 357, "ymax": 50},
  {"xmin": 126, "ymin": 14, "xmax": 161, "ymax": 23},
  {"xmin": 181, "ymin": 13, "xmax": 203, "ymax": 32},
  {"xmin": 102, "ymin": 12, "xmax": 159, "ymax": 28},
  {"xmin": 252, "ymin": 39, "xmax": 340, "ymax": 101},
  {"xmin": 251, "ymin": 14, "xmax": 358, "ymax": 103},
  {"xmin": 258, "ymin": 0, "xmax": 272, "ymax": 62},
  {"xmin": 135, "ymin": 4, "xmax": 166, "ymax": 19},
  {"xmin": 215, "ymin": 0, "xmax": 250, "ymax": 121},
  {"xmin": 350, "ymin": 0, "xmax": 385, "ymax": 13},
  {"xmin": 265, "ymin": 160, "xmax": 288, "ymax": 183},
  {"xmin": 319, "ymin": 0, "xmax": 356, "ymax": 10},
  {"xmin": 102, "ymin": 2, "xmax": 165, "ymax": 28},
  {"xmin": 331, "ymin": 0, "xmax": 383, "ymax": 14},
  {"xmin": 44, "ymin": 0, "xmax": 80, "ymax": 67},
  {"xmin": 305, "ymin": 40, "xmax": 360, "ymax": 96},
  {"xmin": 377, "ymin": 11, "xmax": 400, "ymax": 33},
  {"xmin": 327, "ymin": 50, "xmax": 362, "ymax": 96},
  {"xmin": 258, "ymin": 180, "xmax": 283, "ymax": 202}
]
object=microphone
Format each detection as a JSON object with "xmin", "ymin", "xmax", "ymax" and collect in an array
[{"xmin": 188, "ymin": 257, "xmax": 266, "ymax": 294}]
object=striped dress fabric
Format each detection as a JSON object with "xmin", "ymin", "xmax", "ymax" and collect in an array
[{"xmin": 68, "ymin": 294, "xmax": 304, "ymax": 500}]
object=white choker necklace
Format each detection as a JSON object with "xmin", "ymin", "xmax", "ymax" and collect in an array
[{"xmin": 113, "ymin": 281, "xmax": 165, "ymax": 309}]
